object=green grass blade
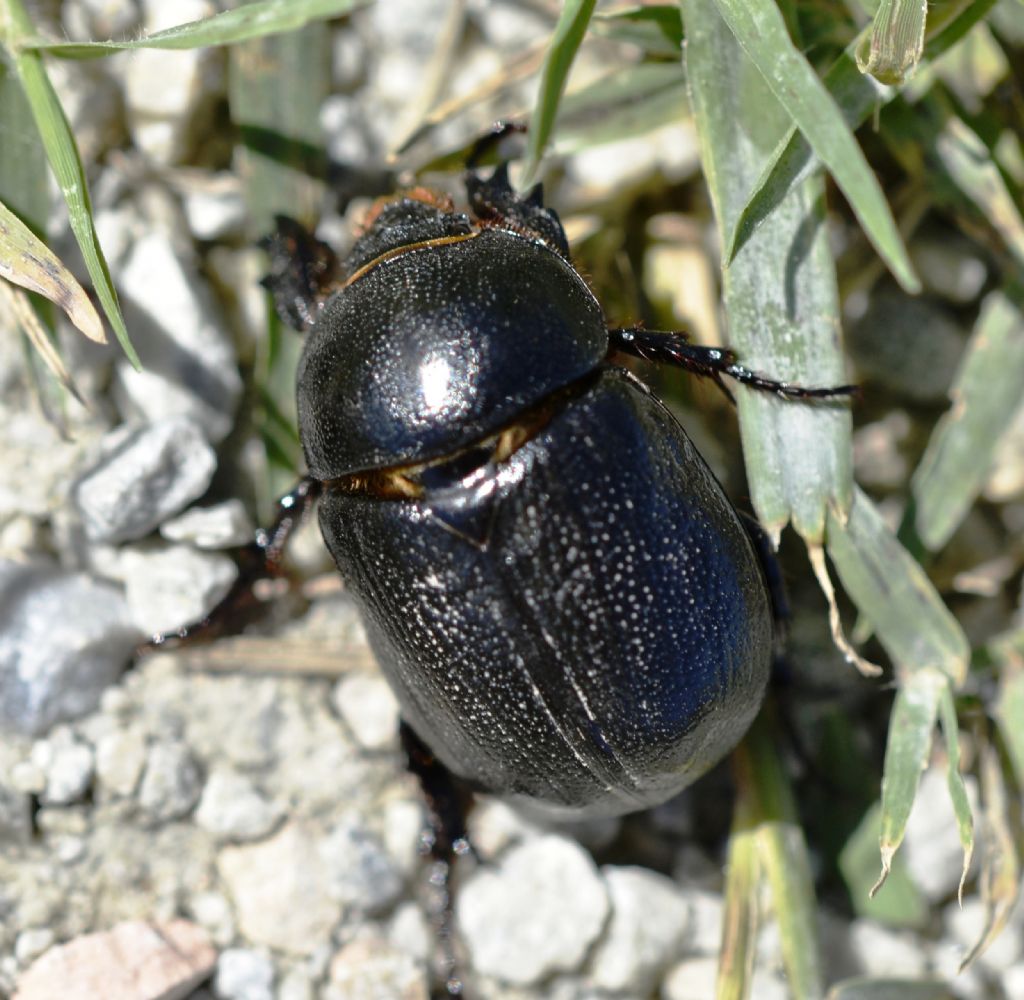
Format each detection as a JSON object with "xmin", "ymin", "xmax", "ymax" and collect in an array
[
  {"xmin": 856, "ymin": 0, "xmax": 927, "ymax": 85},
  {"xmin": 825, "ymin": 487, "xmax": 969, "ymax": 686},
  {"xmin": 732, "ymin": 713, "xmax": 823, "ymax": 1000},
  {"xmin": 726, "ymin": 0, "xmax": 996, "ymax": 264},
  {"xmin": 592, "ymin": 5, "xmax": 683, "ymax": 57},
  {"xmin": 937, "ymin": 683, "xmax": 974, "ymax": 906},
  {"xmin": 521, "ymin": 0, "xmax": 597, "ymax": 188},
  {"xmin": 911, "ymin": 289, "xmax": 1024, "ymax": 551},
  {"xmin": 708, "ymin": 0, "xmax": 919, "ymax": 292},
  {"xmin": 838, "ymin": 802, "xmax": 929, "ymax": 928},
  {"xmin": 0, "ymin": 196, "xmax": 105, "ymax": 344},
  {"xmin": 718, "ymin": 787, "xmax": 759, "ymax": 1000},
  {"xmin": 19, "ymin": 0, "xmax": 364, "ymax": 57},
  {"xmin": 826, "ymin": 978, "xmax": 955, "ymax": 1000},
  {"xmin": 553, "ymin": 62, "xmax": 687, "ymax": 153},
  {"xmin": 683, "ymin": 0, "xmax": 852, "ymax": 543},
  {"xmin": 0, "ymin": 56, "xmax": 49, "ymax": 235},
  {"xmin": 872, "ymin": 670, "xmax": 945, "ymax": 896},
  {"xmin": 5, "ymin": 0, "xmax": 139, "ymax": 368}
]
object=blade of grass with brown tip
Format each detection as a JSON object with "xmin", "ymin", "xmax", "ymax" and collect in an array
[
  {"xmin": 5, "ymin": 0, "xmax": 138, "ymax": 367},
  {"xmin": 0, "ymin": 197, "xmax": 105, "ymax": 344}
]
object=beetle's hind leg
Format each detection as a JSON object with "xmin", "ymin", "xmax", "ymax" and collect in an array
[
  {"xmin": 143, "ymin": 478, "xmax": 321, "ymax": 652},
  {"xmin": 260, "ymin": 216, "xmax": 342, "ymax": 332},
  {"xmin": 609, "ymin": 326, "xmax": 858, "ymax": 404},
  {"xmin": 400, "ymin": 721, "xmax": 476, "ymax": 997}
]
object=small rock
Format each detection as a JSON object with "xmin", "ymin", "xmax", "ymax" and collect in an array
[
  {"xmin": 944, "ymin": 897, "xmax": 1022, "ymax": 973},
  {"xmin": 901, "ymin": 768, "xmax": 977, "ymax": 903},
  {"xmin": 214, "ymin": 948, "xmax": 274, "ymax": 1000},
  {"xmin": 0, "ymin": 781, "xmax": 33, "ymax": 843},
  {"xmin": 13, "ymin": 919, "xmax": 215, "ymax": 1000},
  {"xmin": 848, "ymin": 919, "xmax": 927, "ymax": 978},
  {"xmin": 138, "ymin": 741, "xmax": 203, "ymax": 822},
  {"xmin": 113, "ymin": 232, "xmax": 242, "ymax": 443},
  {"xmin": 195, "ymin": 769, "xmax": 282, "ymax": 842},
  {"xmin": 662, "ymin": 954, "xmax": 719, "ymax": 1000},
  {"xmin": 123, "ymin": 0, "xmax": 223, "ymax": 164},
  {"xmin": 188, "ymin": 891, "xmax": 236, "ymax": 948},
  {"xmin": 911, "ymin": 234, "xmax": 988, "ymax": 304},
  {"xmin": 218, "ymin": 823, "xmax": 342, "ymax": 955},
  {"xmin": 457, "ymin": 833, "xmax": 610, "ymax": 986},
  {"xmin": 73, "ymin": 417, "xmax": 217, "ymax": 543},
  {"xmin": 277, "ymin": 966, "xmax": 315, "ymax": 1000},
  {"xmin": 332, "ymin": 673, "xmax": 400, "ymax": 751},
  {"xmin": 94, "ymin": 726, "xmax": 148, "ymax": 798},
  {"xmin": 679, "ymin": 888, "xmax": 725, "ymax": 956},
  {"xmin": 32, "ymin": 731, "xmax": 95, "ymax": 805},
  {"xmin": 161, "ymin": 500, "xmax": 254, "ymax": 549},
  {"xmin": 587, "ymin": 866, "xmax": 691, "ymax": 994},
  {"xmin": 325, "ymin": 938, "xmax": 428, "ymax": 1000},
  {"xmin": 320, "ymin": 815, "xmax": 404, "ymax": 915},
  {"xmin": 0, "ymin": 561, "xmax": 140, "ymax": 737},
  {"xmin": 123, "ymin": 543, "xmax": 237, "ymax": 635},
  {"xmin": 178, "ymin": 171, "xmax": 247, "ymax": 241},
  {"xmin": 14, "ymin": 929, "xmax": 54, "ymax": 968},
  {"xmin": 387, "ymin": 903, "xmax": 431, "ymax": 963}
]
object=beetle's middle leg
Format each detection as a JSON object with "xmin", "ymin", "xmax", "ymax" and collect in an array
[
  {"xmin": 400, "ymin": 721, "xmax": 476, "ymax": 998},
  {"xmin": 609, "ymin": 326, "xmax": 858, "ymax": 403}
]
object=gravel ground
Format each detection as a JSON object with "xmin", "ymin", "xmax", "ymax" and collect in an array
[{"xmin": 2, "ymin": 2, "xmax": 1023, "ymax": 999}]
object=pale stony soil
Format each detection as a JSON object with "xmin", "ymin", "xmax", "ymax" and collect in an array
[{"xmin": 2, "ymin": 2, "xmax": 1023, "ymax": 999}]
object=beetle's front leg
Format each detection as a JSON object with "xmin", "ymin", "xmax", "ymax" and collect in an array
[
  {"xmin": 609, "ymin": 326, "xmax": 858, "ymax": 404},
  {"xmin": 144, "ymin": 477, "xmax": 321, "ymax": 650},
  {"xmin": 260, "ymin": 216, "xmax": 342, "ymax": 332}
]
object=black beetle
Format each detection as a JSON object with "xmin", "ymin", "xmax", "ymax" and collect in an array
[{"xmin": 250, "ymin": 161, "xmax": 852, "ymax": 822}]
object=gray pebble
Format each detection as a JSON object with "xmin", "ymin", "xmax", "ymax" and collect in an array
[
  {"xmin": 138, "ymin": 740, "xmax": 203, "ymax": 822},
  {"xmin": 113, "ymin": 231, "xmax": 242, "ymax": 443},
  {"xmin": 161, "ymin": 499, "xmax": 255, "ymax": 549},
  {"xmin": 214, "ymin": 947, "xmax": 275, "ymax": 1000},
  {"xmin": 14, "ymin": 926, "xmax": 55, "ymax": 967},
  {"xmin": 587, "ymin": 866, "xmax": 691, "ymax": 994},
  {"xmin": 332, "ymin": 673, "xmax": 400, "ymax": 752},
  {"xmin": 0, "ymin": 560, "xmax": 140, "ymax": 737},
  {"xmin": 321, "ymin": 814, "xmax": 405, "ymax": 915},
  {"xmin": 195, "ymin": 769, "xmax": 282, "ymax": 842},
  {"xmin": 122, "ymin": 542, "xmax": 237, "ymax": 635},
  {"xmin": 848, "ymin": 918, "xmax": 928, "ymax": 978},
  {"xmin": 457, "ymin": 834, "xmax": 610, "ymax": 986},
  {"xmin": 73, "ymin": 417, "xmax": 217, "ymax": 544}
]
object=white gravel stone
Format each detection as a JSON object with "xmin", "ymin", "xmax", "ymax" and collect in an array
[
  {"xmin": 587, "ymin": 866, "xmax": 691, "ymax": 994},
  {"xmin": 33, "ymin": 731, "xmax": 95, "ymax": 805},
  {"xmin": 277, "ymin": 966, "xmax": 315, "ymax": 1000},
  {"xmin": 332, "ymin": 673, "xmax": 400, "ymax": 751},
  {"xmin": 679, "ymin": 888, "xmax": 725, "ymax": 956},
  {"xmin": 94, "ymin": 726, "xmax": 147, "ymax": 798},
  {"xmin": 320, "ymin": 815, "xmax": 404, "ymax": 915},
  {"xmin": 73, "ymin": 417, "xmax": 218, "ymax": 544},
  {"xmin": 944, "ymin": 897, "xmax": 1023, "ymax": 973},
  {"xmin": 161, "ymin": 500, "xmax": 254, "ymax": 549},
  {"xmin": 848, "ymin": 919, "xmax": 928, "ymax": 978},
  {"xmin": 662, "ymin": 954, "xmax": 719, "ymax": 1000},
  {"xmin": 179, "ymin": 172, "xmax": 247, "ymax": 241},
  {"xmin": 218, "ymin": 824, "xmax": 342, "ymax": 955},
  {"xmin": 123, "ymin": 543, "xmax": 237, "ymax": 635},
  {"xmin": 387, "ymin": 902, "xmax": 431, "ymax": 964},
  {"xmin": 14, "ymin": 928, "xmax": 54, "ymax": 967},
  {"xmin": 123, "ymin": 0, "xmax": 223, "ymax": 164},
  {"xmin": 325, "ymin": 937, "xmax": 428, "ymax": 1000},
  {"xmin": 0, "ymin": 561, "xmax": 140, "ymax": 736},
  {"xmin": 457, "ymin": 833, "xmax": 610, "ymax": 986},
  {"xmin": 214, "ymin": 948, "xmax": 275, "ymax": 1000},
  {"xmin": 901, "ymin": 767, "xmax": 977, "ymax": 903},
  {"xmin": 195, "ymin": 769, "xmax": 282, "ymax": 842},
  {"xmin": 138, "ymin": 740, "xmax": 203, "ymax": 822},
  {"xmin": 188, "ymin": 890, "xmax": 236, "ymax": 947},
  {"xmin": 114, "ymin": 232, "xmax": 242, "ymax": 443}
]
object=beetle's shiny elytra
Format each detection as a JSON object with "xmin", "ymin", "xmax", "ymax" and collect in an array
[{"xmin": 295, "ymin": 173, "xmax": 774, "ymax": 818}]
